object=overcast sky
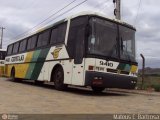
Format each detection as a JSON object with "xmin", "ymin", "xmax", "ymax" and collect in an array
[{"xmin": 0, "ymin": 0, "xmax": 160, "ymax": 68}]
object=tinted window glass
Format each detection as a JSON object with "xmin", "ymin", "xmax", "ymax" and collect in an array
[
  {"xmin": 119, "ymin": 25, "xmax": 136, "ymax": 62},
  {"xmin": 3, "ymin": 52, "xmax": 6, "ymax": 59},
  {"xmin": 0, "ymin": 51, "xmax": 6, "ymax": 60},
  {"xmin": 7, "ymin": 45, "xmax": 13, "ymax": 55},
  {"xmin": 13, "ymin": 42, "xmax": 20, "ymax": 54},
  {"xmin": 0, "ymin": 52, "xmax": 3, "ymax": 60},
  {"xmin": 57, "ymin": 23, "xmax": 67, "ymax": 43},
  {"xmin": 19, "ymin": 39, "xmax": 27, "ymax": 52},
  {"xmin": 67, "ymin": 17, "xmax": 88, "ymax": 59},
  {"xmin": 50, "ymin": 22, "xmax": 67, "ymax": 44},
  {"xmin": 37, "ymin": 29, "xmax": 51, "ymax": 47},
  {"xmin": 88, "ymin": 17, "xmax": 118, "ymax": 58},
  {"xmin": 27, "ymin": 35, "xmax": 38, "ymax": 50},
  {"xmin": 50, "ymin": 28, "xmax": 58, "ymax": 44}
]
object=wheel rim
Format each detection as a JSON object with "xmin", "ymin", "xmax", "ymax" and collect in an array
[{"xmin": 55, "ymin": 70, "xmax": 63, "ymax": 84}]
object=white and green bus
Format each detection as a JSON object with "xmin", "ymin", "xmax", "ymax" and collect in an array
[{"xmin": 5, "ymin": 12, "xmax": 138, "ymax": 92}]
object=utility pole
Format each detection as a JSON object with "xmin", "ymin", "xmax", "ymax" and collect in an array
[
  {"xmin": 0, "ymin": 27, "xmax": 5, "ymax": 49},
  {"xmin": 113, "ymin": 0, "xmax": 121, "ymax": 20},
  {"xmin": 140, "ymin": 54, "xmax": 145, "ymax": 90}
]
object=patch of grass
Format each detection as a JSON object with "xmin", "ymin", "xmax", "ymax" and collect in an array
[{"xmin": 137, "ymin": 76, "xmax": 160, "ymax": 92}]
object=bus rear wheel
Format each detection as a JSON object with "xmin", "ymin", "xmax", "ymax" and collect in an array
[
  {"xmin": 53, "ymin": 66, "xmax": 67, "ymax": 91},
  {"xmin": 91, "ymin": 86, "xmax": 105, "ymax": 93},
  {"xmin": 10, "ymin": 68, "xmax": 18, "ymax": 82}
]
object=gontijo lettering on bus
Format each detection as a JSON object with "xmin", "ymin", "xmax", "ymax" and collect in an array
[{"xmin": 5, "ymin": 54, "xmax": 26, "ymax": 64}]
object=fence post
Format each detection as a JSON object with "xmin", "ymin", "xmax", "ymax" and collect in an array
[{"xmin": 140, "ymin": 54, "xmax": 145, "ymax": 90}]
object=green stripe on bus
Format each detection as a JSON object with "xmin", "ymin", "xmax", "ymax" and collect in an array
[
  {"xmin": 30, "ymin": 48, "xmax": 50, "ymax": 80},
  {"xmin": 25, "ymin": 50, "xmax": 42, "ymax": 79},
  {"xmin": 25, "ymin": 63, "xmax": 36, "ymax": 79},
  {"xmin": 31, "ymin": 50, "xmax": 41, "ymax": 62}
]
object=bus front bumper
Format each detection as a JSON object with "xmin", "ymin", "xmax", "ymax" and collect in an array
[{"xmin": 85, "ymin": 71, "xmax": 137, "ymax": 89}]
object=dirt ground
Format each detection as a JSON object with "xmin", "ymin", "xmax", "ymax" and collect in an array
[{"xmin": 0, "ymin": 77, "xmax": 160, "ymax": 114}]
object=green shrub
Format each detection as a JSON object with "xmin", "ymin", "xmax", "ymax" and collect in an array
[{"xmin": 152, "ymin": 84, "xmax": 160, "ymax": 92}]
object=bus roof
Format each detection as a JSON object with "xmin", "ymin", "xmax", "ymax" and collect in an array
[
  {"xmin": 35, "ymin": 11, "xmax": 136, "ymax": 34},
  {"xmin": 10, "ymin": 11, "xmax": 135, "ymax": 45},
  {"xmin": 0, "ymin": 49, "xmax": 6, "ymax": 52},
  {"xmin": 68, "ymin": 11, "xmax": 135, "ymax": 29}
]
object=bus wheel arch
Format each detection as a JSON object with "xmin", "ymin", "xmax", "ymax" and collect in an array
[
  {"xmin": 10, "ymin": 66, "xmax": 21, "ymax": 82},
  {"xmin": 10, "ymin": 66, "xmax": 17, "ymax": 81},
  {"xmin": 51, "ymin": 64, "xmax": 68, "ymax": 90},
  {"xmin": 11, "ymin": 66, "xmax": 15, "ymax": 78}
]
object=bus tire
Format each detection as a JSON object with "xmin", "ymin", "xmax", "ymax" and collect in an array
[
  {"xmin": 91, "ymin": 86, "xmax": 105, "ymax": 93},
  {"xmin": 53, "ymin": 66, "xmax": 67, "ymax": 91},
  {"xmin": 10, "ymin": 67, "xmax": 18, "ymax": 82}
]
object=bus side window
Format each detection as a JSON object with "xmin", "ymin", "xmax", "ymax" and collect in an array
[
  {"xmin": 50, "ymin": 27, "xmax": 58, "ymax": 44},
  {"xmin": 57, "ymin": 23, "xmax": 67, "ymax": 43},
  {"xmin": 37, "ymin": 29, "xmax": 51, "ymax": 47},
  {"xmin": 19, "ymin": 39, "xmax": 27, "ymax": 52},
  {"xmin": 2, "ymin": 52, "xmax": 6, "ymax": 59},
  {"xmin": 13, "ymin": 42, "xmax": 20, "ymax": 54},
  {"xmin": 7, "ymin": 44, "xmax": 13, "ymax": 55},
  {"xmin": 27, "ymin": 35, "xmax": 38, "ymax": 50},
  {"xmin": 0, "ymin": 52, "xmax": 2, "ymax": 60},
  {"xmin": 50, "ymin": 22, "xmax": 67, "ymax": 45}
]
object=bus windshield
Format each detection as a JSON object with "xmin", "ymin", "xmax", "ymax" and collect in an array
[
  {"xmin": 119, "ymin": 25, "xmax": 136, "ymax": 62},
  {"xmin": 88, "ymin": 17, "xmax": 136, "ymax": 62}
]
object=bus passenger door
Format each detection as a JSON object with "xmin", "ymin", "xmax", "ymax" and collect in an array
[
  {"xmin": 71, "ymin": 26, "xmax": 85, "ymax": 86},
  {"xmin": 67, "ymin": 16, "xmax": 88, "ymax": 86}
]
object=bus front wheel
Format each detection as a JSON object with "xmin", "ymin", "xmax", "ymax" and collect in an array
[
  {"xmin": 53, "ymin": 66, "xmax": 67, "ymax": 91},
  {"xmin": 91, "ymin": 86, "xmax": 105, "ymax": 93}
]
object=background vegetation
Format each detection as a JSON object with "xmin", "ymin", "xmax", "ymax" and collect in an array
[{"xmin": 137, "ymin": 74, "xmax": 160, "ymax": 92}]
